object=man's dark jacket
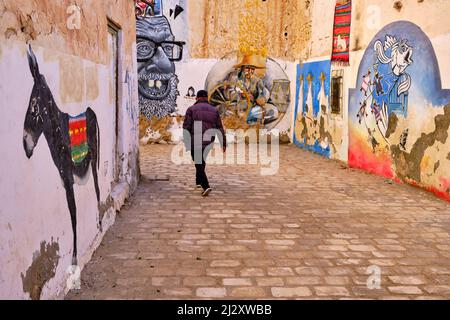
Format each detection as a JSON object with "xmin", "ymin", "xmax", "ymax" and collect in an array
[{"xmin": 183, "ymin": 98, "xmax": 226, "ymax": 150}]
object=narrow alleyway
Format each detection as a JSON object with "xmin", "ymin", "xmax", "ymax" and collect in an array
[{"xmin": 67, "ymin": 144, "xmax": 450, "ymax": 300}]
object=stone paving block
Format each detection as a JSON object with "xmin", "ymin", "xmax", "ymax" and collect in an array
[
  {"xmin": 314, "ymin": 286, "xmax": 350, "ymax": 297},
  {"xmin": 267, "ymin": 267, "xmax": 295, "ymax": 276},
  {"xmin": 285, "ymin": 276, "xmax": 322, "ymax": 286},
  {"xmin": 151, "ymin": 277, "xmax": 182, "ymax": 286},
  {"xmin": 388, "ymin": 286, "xmax": 423, "ymax": 295},
  {"xmin": 423, "ymin": 285, "xmax": 450, "ymax": 295},
  {"xmin": 196, "ymin": 287, "xmax": 227, "ymax": 298},
  {"xmin": 223, "ymin": 278, "xmax": 253, "ymax": 286},
  {"xmin": 163, "ymin": 288, "xmax": 193, "ymax": 296},
  {"xmin": 256, "ymin": 277, "xmax": 285, "ymax": 286},
  {"xmin": 388, "ymin": 276, "xmax": 427, "ymax": 285},
  {"xmin": 240, "ymin": 268, "xmax": 266, "ymax": 277},
  {"xmin": 230, "ymin": 287, "xmax": 267, "ymax": 298},
  {"xmin": 211, "ymin": 260, "xmax": 241, "ymax": 267},
  {"xmin": 295, "ymin": 267, "xmax": 325, "ymax": 276},
  {"xmin": 206, "ymin": 268, "xmax": 236, "ymax": 277},
  {"xmin": 271, "ymin": 287, "xmax": 312, "ymax": 298}
]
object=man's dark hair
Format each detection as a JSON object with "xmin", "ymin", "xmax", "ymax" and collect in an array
[{"xmin": 196, "ymin": 90, "xmax": 208, "ymax": 98}]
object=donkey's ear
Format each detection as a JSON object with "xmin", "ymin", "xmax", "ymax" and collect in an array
[{"xmin": 27, "ymin": 45, "xmax": 40, "ymax": 81}]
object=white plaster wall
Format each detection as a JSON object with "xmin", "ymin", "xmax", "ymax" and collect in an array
[
  {"xmin": 0, "ymin": 41, "xmax": 139, "ymax": 299},
  {"xmin": 175, "ymin": 58, "xmax": 218, "ymax": 115},
  {"xmin": 163, "ymin": 0, "xmax": 189, "ymax": 61},
  {"xmin": 272, "ymin": 59, "xmax": 298, "ymax": 136},
  {"xmin": 350, "ymin": 0, "xmax": 450, "ymax": 51},
  {"xmin": 431, "ymin": 34, "xmax": 450, "ymax": 89}
]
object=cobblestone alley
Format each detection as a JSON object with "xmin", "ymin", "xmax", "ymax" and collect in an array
[{"xmin": 67, "ymin": 144, "xmax": 450, "ymax": 300}]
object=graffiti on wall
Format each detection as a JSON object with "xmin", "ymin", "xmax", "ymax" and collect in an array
[
  {"xmin": 135, "ymin": 0, "xmax": 162, "ymax": 17},
  {"xmin": 238, "ymin": 0, "xmax": 269, "ymax": 58},
  {"xmin": 169, "ymin": 5, "xmax": 184, "ymax": 20},
  {"xmin": 136, "ymin": 1, "xmax": 186, "ymax": 119},
  {"xmin": 356, "ymin": 33, "xmax": 413, "ymax": 142},
  {"xmin": 205, "ymin": 53, "xmax": 290, "ymax": 130},
  {"xmin": 349, "ymin": 21, "xmax": 450, "ymax": 201},
  {"xmin": 293, "ymin": 60, "xmax": 338, "ymax": 158},
  {"xmin": 23, "ymin": 46, "xmax": 101, "ymax": 265},
  {"xmin": 185, "ymin": 86, "xmax": 196, "ymax": 98},
  {"xmin": 125, "ymin": 69, "xmax": 138, "ymax": 132},
  {"xmin": 182, "ymin": 86, "xmax": 196, "ymax": 106}
]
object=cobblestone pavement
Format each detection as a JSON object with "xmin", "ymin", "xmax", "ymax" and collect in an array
[{"xmin": 67, "ymin": 144, "xmax": 450, "ymax": 300}]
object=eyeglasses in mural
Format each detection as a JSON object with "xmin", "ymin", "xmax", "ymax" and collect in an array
[{"xmin": 136, "ymin": 8, "xmax": 185, "ymax": 119}]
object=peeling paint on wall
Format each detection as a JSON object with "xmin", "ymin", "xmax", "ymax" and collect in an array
[
  {"xmin": 21, "ymin": 240, "xmax": 60, "ymax": 300},
  {"xmin": 0, "ymin": 0, "xmax": 137, "ymax": 66},
  {"xmin": 85, "ymin": 66, "xmax": 99, "ymax": 101},
  {"xmin": 59, "ymin": 54, "xmax": 85, "ymax": 104},
  {"xmin": 188, "ymin": 0, "xmax": 312, "ymax": 61},
  {"xmin": 98, "ymin": 195, "xmax": 114, "ymax": 230}
]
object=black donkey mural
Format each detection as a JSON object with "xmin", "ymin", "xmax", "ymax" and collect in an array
[{"xmin": 22, "ymin": 45, "xmax": 101, "ymax": 265}]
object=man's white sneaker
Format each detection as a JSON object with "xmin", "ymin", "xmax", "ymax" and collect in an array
[{"xmin": 202, "ymin": 188, "xmax": 212, "ymax": 197}]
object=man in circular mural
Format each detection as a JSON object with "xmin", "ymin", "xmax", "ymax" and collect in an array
[
  {"xmin": 226, "ymin": 55, "xmax": 278, "ymax": 125},
  {"xmin": 206, "ymin": 53, "xmax": 290, "ymax": 129}
]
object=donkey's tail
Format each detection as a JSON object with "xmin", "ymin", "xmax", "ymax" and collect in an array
[{"xmin": 96, "ymin": 114, "xmax": 100, "ymax": 170}]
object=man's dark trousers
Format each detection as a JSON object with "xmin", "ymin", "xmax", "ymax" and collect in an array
[{"xmin": 191, "ymin": 144, "xmax": 212, "ymax": 190}]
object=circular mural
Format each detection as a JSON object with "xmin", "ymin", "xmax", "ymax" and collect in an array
[{"xmin": 205, "ymin": 52, "xmax": 290, "ymax": 130}]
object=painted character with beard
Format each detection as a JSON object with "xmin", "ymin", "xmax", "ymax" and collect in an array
[{"xmin": 136, "ymin": 16, "xmax": 185, "ymax": 119}]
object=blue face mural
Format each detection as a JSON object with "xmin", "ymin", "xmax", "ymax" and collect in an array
[
  {"xmin": 349, "ymin": 21, "xmax": 450, "ymax": 201},
  {"xmin": 293, "ymin": 60, "xmax": 332, "ymax": 158}
]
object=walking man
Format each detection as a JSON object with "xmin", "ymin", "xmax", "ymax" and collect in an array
[{"xmin": 183, "ymin": 90, "xmax": 226, "ymax": 197}]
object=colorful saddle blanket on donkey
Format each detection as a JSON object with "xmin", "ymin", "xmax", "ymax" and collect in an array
[{"xmin": 69, "ymin": 113, "xmax": 88, "ymax": 164}]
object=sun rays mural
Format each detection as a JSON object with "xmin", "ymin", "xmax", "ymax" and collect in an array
[{"xmin": 294, "ymin": 60, "xmax": 335, "ymax": 158}]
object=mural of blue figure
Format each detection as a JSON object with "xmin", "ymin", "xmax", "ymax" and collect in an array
[{"xmin": 361, "ymin": 34, "xmax": 414, "ymax": 136}]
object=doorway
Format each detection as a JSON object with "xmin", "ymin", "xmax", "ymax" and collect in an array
[{"xmin": 107, "ymin": 20, "xmax": 121, "ymax": 183}]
